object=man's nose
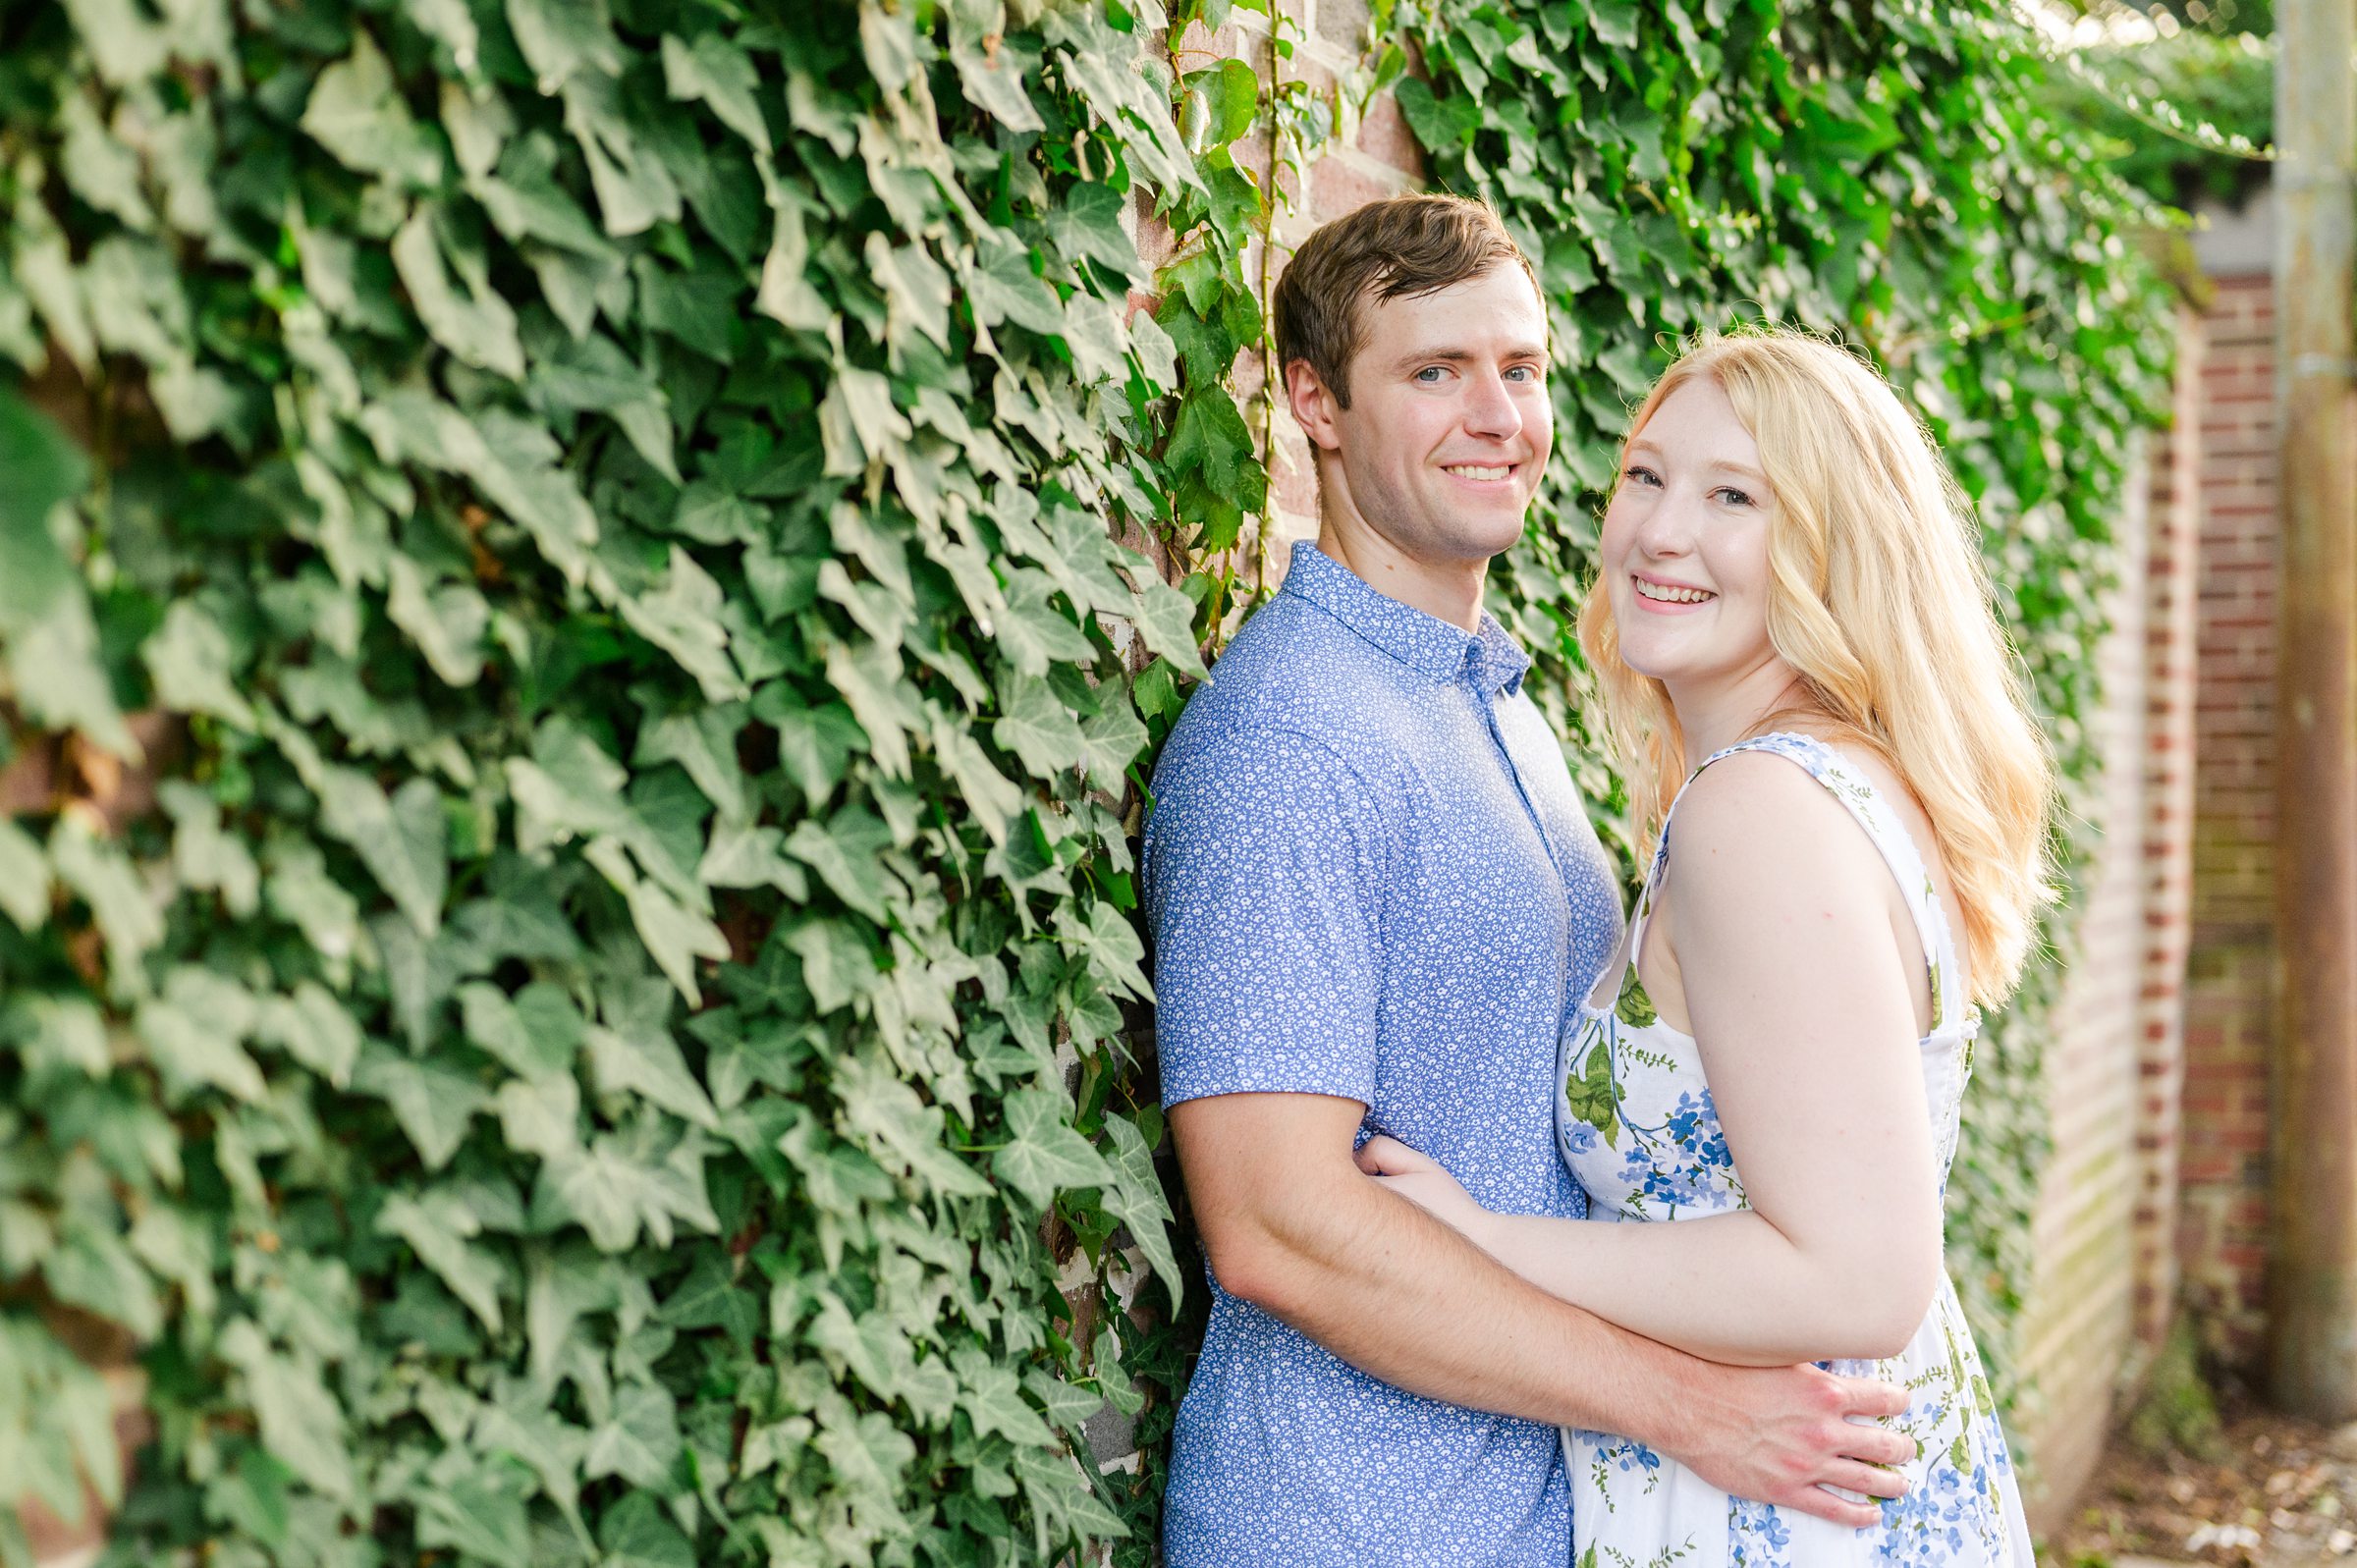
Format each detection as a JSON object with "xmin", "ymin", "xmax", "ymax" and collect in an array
[{"xmin": 1461, "ymin": 369, "xmax": 1522, "ymax": 440}]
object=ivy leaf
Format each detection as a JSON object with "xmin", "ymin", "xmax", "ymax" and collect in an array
[
  {"xmin": 993, "ymin": 1089, "xmax": 1115, "ymax": 1210},
  {"xmin": 495, "ymin": 1070, "xmax": 580, "ymax": 1160},
  {"xmin": 1394, "ymin": 77, "xmax": 1482, "ymax": 152},
  {"xmin": 355, "ymin": 1045, "xmax": 490, "ymax": 1171},
  {"xmin": 996, "ymin": 570, "xmax": 1096, "ymax": 676},
  {"xmin": 254, "ymin": 982, "xmax": 361, "ymax": 1088},
  {"xmin": 1162, "ymin": 388, "xmax": 1253, "ymax": 502},
  {"xmin": 583, "ymin": 839, "xmax": 728, "ymax": 1005},
  {"xmin": 993, "ymin": 672, "xmax": 1089, "ymax": 780},
  {"xmin": 7, "ymin": 995, "xmax": 107, "ymax": 1079},
  {"xmin": 951, "ymin": 28, "xmax": 1043, "ymax": 131},
  {"xmin": 1100, "ymin": 1113, "xmax": 1182, "ymax": 1308},
  {"xmin": 47, "ymin": 1216, "xmax": 164, "ymax": 1339},
  {"xmin": 596, "ymin": 1493, "xmax": 694, "ymax": 1568},
  {"xmin": 782, "ymin": 807, "xmax": 896, "ymax": 924},
  {"xmin": 784, "ymin": 918, "xmax": 879, "ymax": 1015},
  {"xmin": 386, "ymin": 553, "xmax": 491, "ymax": 686},
  {"xmin": 142, "ymin": 600, "xmax": 256, "ymax": 729},
  {"xmin": 586, "ymin": 976, "xmax": 717, "ymax": 1129},
  {"xmin": 582, "ymin": 1379, "xmax": 682, "ymax": 1487},
  {"xmin": 953, "ymin": 1349, "xmax": 1056, "ymax": 1448},
  {"xmin": 763, "ymin": 693, "xmax": 863, "ymax": 805},
  {"xmin": 965, "ymin": 241, "xmax": 1067, "ymax": 337},
  {"xmin": 49, "ymin": 817, "xmax": 164, "ymax": 985},
  {"xmin": 621, "ymin": 546, "xmax": 746, "ymax": 702},
  {"xmin": 818, "ymin": 363, "xmax": 912, "ymax": 474},
  {"xmin": 655, "ymin": 1251, "xmax": 758, "ymax": 1349},
  {"xmin": 658, "ymin": 31, "xmax": 768, "ymax": 150},
  {"xmin": 1080, "ymin": 698, "xmax": 1149, "ymax": 785},
  {"xmin": 823, "ymin": 638, "xmax": 920, "ymax": 779},
  {"xmin": 1185, "ymin": 59, "xmax": 1259, "ymax": 147},
  {"xmin": 411, "ymin": 1466, "xmax": 532, "ymax": 1568},
  {"xmin": 138, "ymin": 984, "xmax": 266, "ymax": 1105},
  {"xmin": 316, "ymin": 771, "xmax": 449, "ymax": 938},
  {"xmin": 1012, "ymin": 1445, "xmax": 1129, "ymax": 1542},
  {"xmin": 299, "ymin": 30, "xmax": 443, "ymax": 185},
  {"xmin": 218, "ymin": 1322, "xmax": 354, "ymax": 1500},
  {"xmin": 0, "ymin": 820, "xmax": 53, "ymax": 931},
  {"xmin": 377, "ymin": 1188, "xmax": 506, "ymax": 1330},
  {"xmin": 392, "ymin": 205, "xmax": 525, "ymax": 380},
  {"xmin": 460, "ymin": 981, "xmax": 581, "ymax": 1079}
]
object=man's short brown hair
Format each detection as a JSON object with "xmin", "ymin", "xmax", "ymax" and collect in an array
[{"xmin": 1271, "ymin": 193, "xmax": 1541, "ymax": 409}]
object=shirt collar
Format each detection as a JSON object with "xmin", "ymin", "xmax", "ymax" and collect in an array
[{"xmin": 1281, "ymin": 541, "xmax": 1532, "ymax": 697}]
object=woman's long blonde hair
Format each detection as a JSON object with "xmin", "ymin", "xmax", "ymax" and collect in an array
[{"xmin": 1577, "ymin": 327, "xmax": 2055, "ymax": 1004}]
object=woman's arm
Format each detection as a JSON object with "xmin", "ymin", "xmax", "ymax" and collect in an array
[{"xmin": 1363, "ymin": 752, "xmax": 1947, "ymax": 1367}]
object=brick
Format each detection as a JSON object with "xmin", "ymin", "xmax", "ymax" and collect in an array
[
  {"xmin": 1354, "ymin": 88, "xmax": 1426, "ymax": 178},
  {"xmin": 1315, "ymin": 0, "xmax": 1371, "ymax": 49},
  {"xmin": 1309, "ymin": 149, "xmax": 1417, "ymax": 222}
]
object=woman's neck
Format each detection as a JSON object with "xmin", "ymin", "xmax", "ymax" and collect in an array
[{"xmin": 1670, "ymin": 665, "xmax": 1821, "ymax": 770}]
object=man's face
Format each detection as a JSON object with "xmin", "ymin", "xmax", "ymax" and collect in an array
[{"xmin": 1308, "ymin": 265, "xmax": 1553, "ymax": 565}]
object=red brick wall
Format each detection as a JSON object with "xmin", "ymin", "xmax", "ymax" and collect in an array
[
  {"xmin": 2135, "ymin": 308, "xmax": 2204, "ymax": 1356},
  {"xmin": 2179, "ymin": 272, "xmax": 2280, "ymax": 1372},
  {"xmin": 2016, "ymin": 430, "xmax": 2163, "ymax": 1522}
]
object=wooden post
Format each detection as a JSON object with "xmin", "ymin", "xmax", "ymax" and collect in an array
[{"xmin": 2268, "ymin": 0, "xmax": 2357, "ymax": 1419}]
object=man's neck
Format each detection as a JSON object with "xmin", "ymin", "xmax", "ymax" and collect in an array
[{"xmin": 1315, "ymin": 515, "xmax": 1489, "ymax": 633}]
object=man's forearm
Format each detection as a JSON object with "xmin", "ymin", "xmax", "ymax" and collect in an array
[{"xmin": 1238, "ymin": 1174, "xmax": 1693, "ymax": 1441}]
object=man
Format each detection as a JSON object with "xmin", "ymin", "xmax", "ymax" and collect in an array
[{"xmin": 1140, "ymin": 194, "xmax": 1915, "ymax": 1565}]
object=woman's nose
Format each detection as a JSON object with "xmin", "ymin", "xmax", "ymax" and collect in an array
[{"xmin": 1635, "ymin": 497, "xmax": 1695, "ymax": 557}]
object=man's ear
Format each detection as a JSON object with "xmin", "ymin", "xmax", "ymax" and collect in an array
[{"xmin": 1284, "ymin": 359, "xmax": 1344, "ymax": 455}]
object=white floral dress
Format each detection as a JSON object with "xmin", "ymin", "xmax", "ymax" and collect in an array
[{"xmin": 1556, "ymin": 732, "xmax": 2033, "ymax": 1568}]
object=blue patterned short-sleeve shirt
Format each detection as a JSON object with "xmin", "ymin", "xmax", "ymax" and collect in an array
[{"xmin": 1142, "ymin": 542, "xmax": 1622, "ymax": 1566}]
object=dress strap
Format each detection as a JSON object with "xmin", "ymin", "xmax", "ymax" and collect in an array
[{"xmin": 1647, "ymin": 732, "xmax": 1971, "ymax": 1037}]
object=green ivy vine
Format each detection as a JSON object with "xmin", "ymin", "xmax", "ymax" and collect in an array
[
  {"xmin": 0, "ymin": 1, "xmax": 1233, "ymax": 1564},
  {"xmin": 0, "ymin": 0, "xmax": 2173, "ymax": 1563}
]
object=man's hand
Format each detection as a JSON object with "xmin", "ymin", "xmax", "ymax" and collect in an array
[{"xmin": 1660, "ymin": 1362, "xmax": 1913, "ymax": 1529}]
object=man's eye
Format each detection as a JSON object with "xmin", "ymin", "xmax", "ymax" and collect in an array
[
  {"xmin": 1415, "ymin": 366, "xmax": 1448, "ymax": 383},
  {"xmin": 1506, "ymin": 365, "xmax": 1541, "ymax": 383}
]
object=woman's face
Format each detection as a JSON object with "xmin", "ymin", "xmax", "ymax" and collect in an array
[{"xmin": 1599, "ymin": 375, "xmax": 1784, "ymax": 698}]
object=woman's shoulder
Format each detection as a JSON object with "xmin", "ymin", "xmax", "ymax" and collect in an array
[{"xmin": 1663, "ymin": 741, "xmax": 1898, "ymax": 892}]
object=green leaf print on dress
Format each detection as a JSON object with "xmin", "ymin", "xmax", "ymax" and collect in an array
[
  {"xmin": 1615, "ymin": 964, "xmax": 1658, "ymax": 1029},
  {"xmin": 1566, "ymin": 1038, "xmax": 1622, "ymax": 1150}
]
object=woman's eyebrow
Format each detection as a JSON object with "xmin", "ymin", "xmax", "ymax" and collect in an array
[{"xmin": 1622, "ymin": 440, "xmax": 1770, "ymax": 485}]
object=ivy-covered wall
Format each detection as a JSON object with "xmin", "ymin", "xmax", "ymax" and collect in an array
[{"xmin": 0, "ymin": 1, "xmax": 2167, "ymax": 1565}]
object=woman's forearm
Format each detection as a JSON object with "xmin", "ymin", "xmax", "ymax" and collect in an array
[{"xmin": 1475, "ymin": 1209, "xmax": 1938, "ymax": 1367}]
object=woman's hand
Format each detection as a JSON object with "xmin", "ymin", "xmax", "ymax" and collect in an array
[{"xmin": 1355, "ymin": 1135, "xmax": 1494, "ymax": 1248}]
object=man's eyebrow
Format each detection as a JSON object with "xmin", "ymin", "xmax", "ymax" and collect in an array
[{"xmin": 1387, "ymin": 343, "xmax": 1550, "ymax": 370}]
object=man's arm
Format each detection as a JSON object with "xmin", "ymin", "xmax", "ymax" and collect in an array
[{"xmin": 1174, "ymin": 1090, "xmax": 1916, "ymax": 1528}]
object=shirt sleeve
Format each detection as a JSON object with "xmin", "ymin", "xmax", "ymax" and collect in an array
[{"xmin": 1142, "ymin": 723, "xmax": 1391, "ymax": 1109}]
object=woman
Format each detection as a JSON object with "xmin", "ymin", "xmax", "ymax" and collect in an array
[{"xmin": 1358, "ymin": 327, "xmax": 2044, "ymax": 1566}]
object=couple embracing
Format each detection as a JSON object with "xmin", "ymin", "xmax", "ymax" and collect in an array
[{"xmin": 1140, "ymin": 194, "xmax": 2041, "ymax": 1566}]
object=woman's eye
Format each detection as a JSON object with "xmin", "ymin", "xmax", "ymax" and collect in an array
[
  {"xmin": 1622, "ymin": 465, "xmax": 1662, "ymax": 488},
  {"xmin": 1715, "ymin": 487, "xmax": 1755, "ymax": 508}
]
